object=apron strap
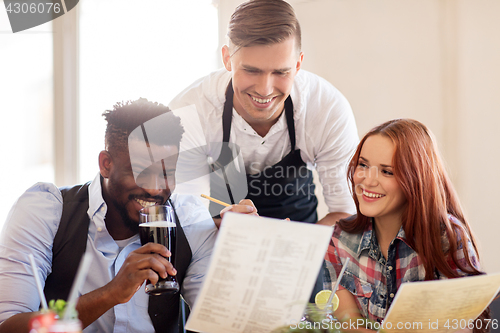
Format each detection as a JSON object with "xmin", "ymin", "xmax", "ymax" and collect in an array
[
  {"xmin": 284, "ymin": 95, "xmax": 296, "ymax": 151},
  {"xmin": 222, "ymin": 80, "xmax": 233, "ymax": 143}
]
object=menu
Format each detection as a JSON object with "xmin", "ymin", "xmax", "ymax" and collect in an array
[
  {"xmin": 382, "ymin": 272, "xmax": 500, "ymax": 332},
  {"xmin": 185, "ymin": 213, "xmax": 334, "ymax": 333}
]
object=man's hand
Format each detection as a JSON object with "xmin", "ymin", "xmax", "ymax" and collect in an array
[
  {"xmin": 0, "ymin": 243, "xmax": 177, "ymax": 332},
  {"xmin": 215, "ymin": 199, "xmax": 258, "ymax": 228},
  {"xmin": 106, "ymin": 243, "xmax": 176, "ymax": 304},
  {"xmin": 75, "ymin": 243, "xmax": 176, "ymax": 328}
]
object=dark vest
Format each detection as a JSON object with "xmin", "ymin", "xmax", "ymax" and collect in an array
[{"xmin": 43, "ymin": 182, "xmax": 193, "ymax": 333}]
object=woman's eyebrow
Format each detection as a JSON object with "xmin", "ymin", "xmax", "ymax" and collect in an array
[{"xmin": 360, "ymin": 156, "xmax": 393, "ymax": 168}]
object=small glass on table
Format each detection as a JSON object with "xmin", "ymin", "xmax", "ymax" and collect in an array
[
  {"xmin": 139, "ymin": 204, "xmax": 179, "ymax": 295},
  {"xmin": 48, "ymin": 320, "xmax": 82, "ymax": 333},
  {"xmin": 271, "ymin": 291, "xmax": 341, "ymax": 333}
]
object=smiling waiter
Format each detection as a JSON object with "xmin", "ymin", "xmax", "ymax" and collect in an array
[{"xmin": 169, "ymin": 0, "xmax": 358, "ymax": 227}]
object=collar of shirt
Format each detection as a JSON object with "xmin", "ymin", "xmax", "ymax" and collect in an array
[
  {"xmin": 87, "ymin": 173, "xmax": 126, "ymax": 258},
  {"xmin": 356, "ymin": 219, "xmax": 412, "ymax": 258},
  {"xmin": 231, "ymin": 107, "xmax": 287, "ymax": 140},
  {"xmin": 231, "ymin": 107, "xmax": 291, "ymax": 173},
  {"xmin": 88, "ymin": 173, "xmax": 106, "ymax": 224}
]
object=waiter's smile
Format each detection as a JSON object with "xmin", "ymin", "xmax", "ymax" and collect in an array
[{"xmin": 247, "ymin": 93, "xmax": 278, "ymax": 109}]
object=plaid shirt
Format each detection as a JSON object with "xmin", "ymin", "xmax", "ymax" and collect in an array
[{"xmin": 324, "ymin": 215, "xmax": 480, "ymax": 322}]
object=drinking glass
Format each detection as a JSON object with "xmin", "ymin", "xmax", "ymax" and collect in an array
[
  {"xmin": 48, "ymin": 320, "xmax": 82, "ymax": 333},
  {"xmin": 139, "ymin": 204, "xmax": 179, "ymax": 295}
]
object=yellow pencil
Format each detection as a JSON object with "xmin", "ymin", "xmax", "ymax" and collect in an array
[{"xmin": 201, "ymin": 194, "xmax": 231, "ymax": 207}]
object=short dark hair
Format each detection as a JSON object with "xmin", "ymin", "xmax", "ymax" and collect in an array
[
  {"xmin": 103, "ymin": 98, "xmax": 184, "ymax": 156},
  {"xmin": 227, "ymin": 0, "xmax": 301, "ymax": 52}
]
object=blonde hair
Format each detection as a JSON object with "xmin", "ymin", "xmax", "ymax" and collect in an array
[{"xmin": 227, "ymin": 0, "xmax": 301, "ymax": 53}]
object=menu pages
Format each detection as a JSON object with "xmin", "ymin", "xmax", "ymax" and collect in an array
[
  {"xmin": 382, "ymin": 273, "xmax": 500, "ymax": 332},
  {"xmin": 186, "ymin": 213, "xmax": 334, "ymax": 333}
]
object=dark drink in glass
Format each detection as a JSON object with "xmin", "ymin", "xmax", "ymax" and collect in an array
[{"xmin": 139, "ymin": 205, "xmax": 179, "ymax": 295}]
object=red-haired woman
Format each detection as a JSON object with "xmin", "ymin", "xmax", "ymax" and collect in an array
[{"xmin": 325, "ymin": 119, "xmax": 490, "ymax": 332}]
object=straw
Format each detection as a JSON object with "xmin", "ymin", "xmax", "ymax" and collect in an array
[
  {"xmin": 201, "ymin": 194, "xmax": 231, "ymax": 207},
  {"xmin": 327, "ymin": 257, "xmax": 350, "ymax": 306},
  {"xmin": 28, "ymin": 254, "xmax": 48, "ymax": 311},
  {"xmin": 63, "ymin": 252, "xmax": 93, "ymax": 321}
]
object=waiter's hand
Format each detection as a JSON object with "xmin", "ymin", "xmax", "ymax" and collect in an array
[{"xmin": 216, "ymin": 199, "xmax": 258, "ymax": 228}]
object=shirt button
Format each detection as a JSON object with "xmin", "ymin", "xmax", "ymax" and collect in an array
[
  {"xmin": 390, "ymin": 293, "xmax": 395, "ymax": 298},
  {"xmin": 97, "ymin": 227, "xmax": 102, "ymax": 232},
  {"xmin": 388, "ymin": 266, "xmax": 393, "ymax": 271}
]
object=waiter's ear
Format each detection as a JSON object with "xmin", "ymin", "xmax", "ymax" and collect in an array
[
  {"xmin": 296, "ymin": 51, "xmax": 304, "ymax": 72},
  {"xmin": 222, "ymin": 45, "xmax": 232, "ymax": 71},
  {"xmin": 99, "ymin": 150, "xmax": 113, "ymax": 178}
]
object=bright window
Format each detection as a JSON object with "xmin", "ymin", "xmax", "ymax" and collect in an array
[
  {"xmin": 78, "ymin": 0, "xmax": 219, "ymax": 182},
  {"xmin": 0, "ymin": 5, "xmax": 54, "ymax": 228}
]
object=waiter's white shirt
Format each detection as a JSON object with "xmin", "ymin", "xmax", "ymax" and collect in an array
[{"xmin": 169, "ymin": 68, "xmax": 358, "ymax": 215}]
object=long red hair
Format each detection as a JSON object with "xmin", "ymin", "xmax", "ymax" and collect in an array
[{"xmin": 339, "ymin": 119, "xmax": 481, "ymax": 279}]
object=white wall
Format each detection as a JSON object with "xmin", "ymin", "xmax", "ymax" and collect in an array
[
  {"xmin": 217, "ymin": 0, "xmax": 500, "ymax": 273},
  {"xmin": 455, "ymin": 1, "xmax": 500, "ymax": 273}
]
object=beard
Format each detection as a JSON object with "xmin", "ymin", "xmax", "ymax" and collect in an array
[
  {"xmin": 105, "ymin": 175, "xmax": 141, "ymax": 235},
  {"xmin": 112, "ymin": 198, "xmax": 140, "ymax": 235},
  {"xmin": 109, "ymin": 193, "xmax": 168, "ymax": 236},
  {"xmin": 104, "ymin": 173, "xmax": 169, "ymax": 236}
]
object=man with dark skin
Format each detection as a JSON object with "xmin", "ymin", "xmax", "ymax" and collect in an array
[{"xmin": 0, "ymin": 99, "xmax": 217, "ymax": 332}]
